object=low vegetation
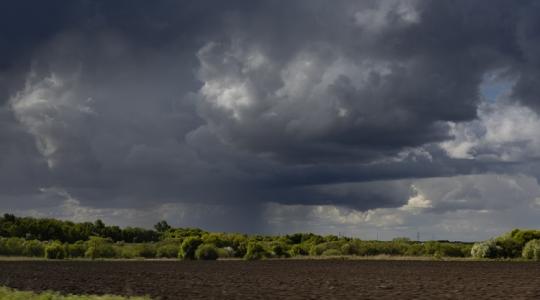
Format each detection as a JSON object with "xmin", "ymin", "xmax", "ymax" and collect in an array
[
  {"xmin": 0, "ymin": 286, "xmax": 149, "ymax": 300},
  {"xmin": 2, "ymin": 214, "xmax": 539, "ymax": 261},
  {"xmin": 470, "ymin": 229, "xmax": 540, "ymax": 260}
]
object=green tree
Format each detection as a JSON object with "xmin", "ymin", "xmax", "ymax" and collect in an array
[
  {"xmin": 45, "ymin": 241, "xmax": 66, "ymax": 259},
  {"xmin": 179, "ymin": 237, "xmax": 203, "ymax": 260},
  {"xmin": 244, "ymin": 241, "xmax": 270, "ymax": 260},
  {"xmin": 85, "ymin": 237, "xmax": 116, "ymax": 259},
  {"xmin": 522, "ymin": 239, "xmax": 540, "ymax": 261},
  {"xmin": 154, "ymin": 220, "xmax": 171, "ymax": 233},
  {"xmin": 195, "ymin": 244, "xmax": 219, "ymax": 260},
  {"xmin": 471, "ymin": 240, "xmax": 501, "ymax": 259}
]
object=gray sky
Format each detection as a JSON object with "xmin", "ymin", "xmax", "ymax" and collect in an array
[{"xmin": 2, "ymin": 0, "xmax": 540, "ymax": 241}]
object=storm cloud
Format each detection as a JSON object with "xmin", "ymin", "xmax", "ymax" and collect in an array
[{"xmin": 2, "ymin": 0, "xmax": 540, "ymax": 238}]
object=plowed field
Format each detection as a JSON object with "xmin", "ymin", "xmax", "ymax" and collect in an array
[{"xmin": 1, "ymin": 260, "xmax": 539, "ymax": 299}]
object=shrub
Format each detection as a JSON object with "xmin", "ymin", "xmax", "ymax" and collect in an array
[
  {"xmin": 45, "ymin": 241, "xmax": 66, "ymax": 259},
  {"xmin": 270, "ymin": 242, "xmax": 289, "ymax": 258},
  {"xmin": 244, "ymin": 241, "xmax": 270, "ymax": 260},
  {"xmin": 404, "ymin": 243, "xmax": 424, "ymax": 256},
  {"xmin": 471, "ymin": 240, "xmax": 501, "ymax": 259},
  {"xmin": 136, "ymin": 244, "xmax": 157, "ymax": 258},
  {"xmin": 437, "ymin": 243, "xmax": 467, "ymax": 257},
  {"xmin": 309, "ymin": 242, "xmax": 342, "ymax": 256},
  {"xmin": 0, "ymin": 237, "xmax": 25, "ymax": 256},
  {"xmin": 179, "ymin": 237, "xmax": 203, "ymax": 260},
  {"xmin": 522, "ymin": 239, "xmax": 540, "ymax": 261},
  {"xmin": 202, "ymin": 233, "xmax": 228, "ymax": 248},
  {"xmin": 23, "ymin": 240, "xmax": 45, "ymax": 257},
  {"xmin": 340, "ymin": 243, "xmax": 354, "ymax": 255},
  {"xmin": 118, "ymin": 245, "xmax": 137, "ymax": 259},
  {"xmin": 217, "ymin": 246, "xmax": 234, "ymax": 258},
  {"xmin": 67, "ymin": 241, "xmax": 87, "ymax": 258},
  {"xmin": 356, "ymin": 241, "xmax": 385, "ymax": 256},
  {"xmin": 321, "ymin": 249, "xmax": 342, "ymax": 256},
  {"xmin": 156, "ymin": 244, "xmax": 179, "ymax": 258},
  {"xmin": 85, "ymin": 237, "xmax": 117, "ymax": 259},
  {"xmin": 289, "ymin": 244, "xmax": 309, "ymax": 256},
  {"xmin": 195, "ymin": 244, "xmax": 219, "ymax": 260},
  {"xmin": 495, "ymin": 235, "xmax": 522, "ymax": 258},
  {"xmin": 511, "ymin": 229, "xmax": 540, "ymax": 246}
]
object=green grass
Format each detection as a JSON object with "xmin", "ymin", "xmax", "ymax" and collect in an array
[{"xmin": 0, "ymin": 286, "xmax": 151, "ymax": 300}]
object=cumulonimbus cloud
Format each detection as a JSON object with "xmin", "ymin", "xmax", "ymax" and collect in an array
[{"xmin": 1, "ymin": 0, "xmax": 540, "ymax": 238}]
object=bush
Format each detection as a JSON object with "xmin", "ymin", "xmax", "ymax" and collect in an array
[
  {"xmin": 244, "ymin": 241, "xmax": 270, "ymax": 260},
  {"xmin": 356, "ymin": 241, "xmax": 384, "ymax": 256},
  {"xmin": 85, "ymin": 237, "xmax": 117, "ymax": 259},
  {"xmin": 471, "ymin": 240, "xmax": 501, "ymax": 259},
  {"xmin": 321, "ymin": 249, "xmax": 342, "ymax": 256},
  {"xmin": 45, "ymin": 241, "xmax": 66, "ymax": 259},
  {"xmin": 270, "ymin": 242, "xmax": 289, "ymax": 258},
  {"xmin": 437, "ymin": 243, "xmax": 467, "ymax": 257},
  {"xmin": 136, "ymin": 244, "xmax": 157, "ymax": 258},
  {"xmin": 217, "ymin": 246, "xmax": 234, "ymax": 258},
  {"xmin": 495, "ymin": 235, "xmax": 522, "ymax": 258},
  {"xmin": 195, "ymin": 244, "xmax": 219, "ymax": 260},
  {"xmin": 67, "ymin": 241, "xmax": 87, "ymax": 258},
  {"xmin": 23, "ymin": 240, "xmax": 45, "ymax": 257},
  {"xmin": 309, "ymin": 242, "xmax": 342, "ymax": 256},
  {"xmin": 179, "ymin": 237, "xmax": 203, "ymax": 260},
  {"xmin": 404, "ymin": 243, "xmax": 424, "ymax": 256},
  {"xmin": 0, "ymin": 237, "xmax": 25, "ymax": 256},
  {"xmin": 289, "ymin": 244, "xmax": 309, "ymax": 256},
  {"xmin": 522, "ymin": 239, "xmax": 540, "ymax": 261},
  {"xmin": 340, "ymin": 243, "xmax": 354, "ymax": 255},
  {"xmin": 156, "ymin": 244, "xmax": 179, "ymax": 258},
  {"xmin": 118, "ymin": 245, "xmax": 137, "ymax": 259},
  {"xmin": 510, "ymin": 229, "xmax": 540, "ymax": 246}
]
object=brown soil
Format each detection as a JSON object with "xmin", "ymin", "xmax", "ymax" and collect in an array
[{"xmin": 0, "ymin": 260, "xmax": 539, "ymax": 299}]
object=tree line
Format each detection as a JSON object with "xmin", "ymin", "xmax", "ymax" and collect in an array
[
  {"xmin": 0, "ymin": 214, "xmax": 159, "ymax": 243},
  {"xmin": 1, "ymin": 213, "xmax": 539, "ymax": 261}
]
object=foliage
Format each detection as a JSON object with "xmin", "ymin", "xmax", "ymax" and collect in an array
[
  {"xmin": 156, "ymin": 244, "xmax": 179, "ymax": 258},
  {"xmin": 509, "ymin": 229, "xmax": 540, "ymax": 246},
  {"xmin": 135, "ymin": 244, "xmax": 156, "ymax": 258},
  {"xmin": 0, "ymin": 286, "xmax": 150, "ymax": 300},
  {"xmin": 321, "ymin": 249, "xmax": 342, "ymax": 256},
  {"xmin": 244, "ymin": 241, "xmax": 270, "ymax": 260},
  {"xmin": 270, "ymin": 242, "xmax": 289, "ymax": 258},
  {"xmin": 67, "ymin": 241, "xmax": 87, "ymax": 258},
  {"xmin": 0, "ymin": 214, "xmax": 536, "ymax": 261},
  {"xmin": 179, "ymin": 237, "xmax": 203, "ymax": 260},
  {"xmin": 471, "ymin": 240, "xmax": 501, "ymax": 259},
  {"xmin": 0, "ymin": 237, "xmax": 25, "ymax": 256},
  {"xmin": 164, "ymin": 228, "xmax": 206, "ymax": 240},
  {"xmin": 522, "ymin": 239, "xmax": 540, "ymax": 261},
  {"xmin": 309, "ymin": 242, "xmax": 343, "ymax": 256},
  {"xmin": 195, "ymin": 244, "xmax": 219, "ymax": 260},
  {"xmin": 494, "ymin": 235, "xmax": 522, "ymax": 258},
  {"xmin": 153, "ymin": 220, "xmax": 171, "ymax": 233},
  {"xmin": 23, "ymin": 240, "xmax": 45, "ymax": 257},
  {"xmin": 0, "ymin": 214, "xmax": 159, "ymax": 244},
  {"xmin": 45, "ymin": 241, "xmax": 66, "ymax": 259},
  {"xmin": 289, "ymin": 244, "xmax": 309, "ymax": 256},
  {"xmin": 85, "ymin": 237, "xmax": 116, "ymax": 259}
]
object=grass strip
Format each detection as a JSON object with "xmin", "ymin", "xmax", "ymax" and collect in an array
[{"xmin": 0, "ymin": 286, "xmax": 151, "ymax": 300}]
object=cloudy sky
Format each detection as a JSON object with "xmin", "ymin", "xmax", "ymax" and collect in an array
[{"xmin": 2, "ymin": 0, "xmax": 540, "ymax": 241}]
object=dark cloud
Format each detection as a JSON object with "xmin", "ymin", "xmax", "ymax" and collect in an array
[{"xmin": 1, "ymin": 0, "xmax": 540, "ymax": 235}]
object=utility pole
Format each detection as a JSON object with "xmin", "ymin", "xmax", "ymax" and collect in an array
[{"xmin": 417, "ymin": 231, "xmax": 420, "ymax": 242}]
